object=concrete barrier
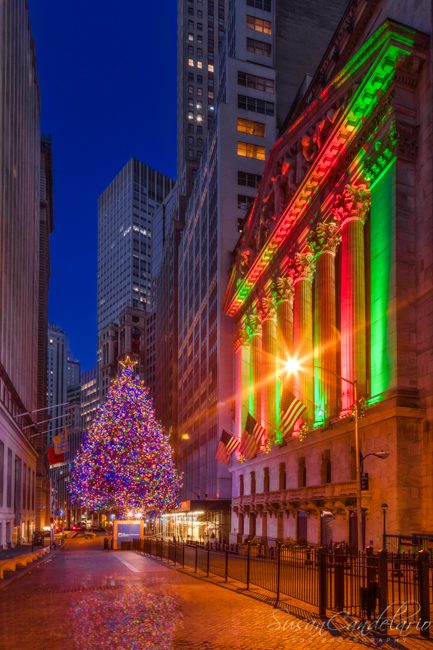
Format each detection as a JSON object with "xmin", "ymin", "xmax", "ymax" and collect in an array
[{"xmin": 0, "ymin": 546, "xmax": 50, "ymax": 579}]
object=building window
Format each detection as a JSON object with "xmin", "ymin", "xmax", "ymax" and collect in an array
[
  {"xmin": 246, "ymin": 15, "xmax": 272, "ymax": 35},
  {"xmin": 197, "ymin": 60, "xmax": 203, "ymax": 69},
  {"xmin": 188, "ymin": 33, "xmax": 194, "ymax": 41},
  {"xmin": 237, "ymin": 194, "xmax": 254, "ymax": 210},
  {"xmin": 237, "ymin": 141, "xmax": 266, "ymax": 160},
  {"xmin": 263, "ymin": 467, "xmax": 270, "ymax": 493},
  {"xmin": 279, "ymin": 462, "xmax": 286, "ymax": 490},
  {"xmin": 298, "ymin": 457, "xmax": 306, "ymax": 488},
  {"xmin": 250, "ymin": 471, "xmax": 256, "ymax": 495},
  {"xmin": 247, "ymin": 37, "xmax": 272, "ymax": 56},
  {"xmin": 240, "ymin": 475, "xmax": 244, "ymax": 497},
  {"xmin": 238, "ymin": 94, "xmax": 274, "ymax": 115},
  {"xmin": 237, "ymin": 117, "xmax": 265, "ymax": 137},
  {"xmin": 238, "ymin": 70, "xmax": 274, "ymax": 93},
  {"xmin": 188, "ymin": 58, "xmax": 194, "ymax": 67},
  {"xmin": 238, "ymin": 170, "xmax": 261, "ymax": 187},
  {"xmin": 208, "ymin": 63, "xmax": 214, "ymax": 73},
  {"xmin": 247, "ymin": 0, "xmax": 271, "ymax": 10}
]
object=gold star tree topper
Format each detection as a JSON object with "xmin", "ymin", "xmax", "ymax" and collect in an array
[{"xmin": 119, "ymin": 355, "xmax": 138, "ymax": 371}]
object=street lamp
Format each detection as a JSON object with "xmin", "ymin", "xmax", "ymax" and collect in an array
[{"xmin": 381, "ymin": 503, "xmax": 388, "ymax": 549}]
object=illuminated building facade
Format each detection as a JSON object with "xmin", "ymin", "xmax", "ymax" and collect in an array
[
  {"xmin": 224, "ymin": 1, "xmax": 432, "ymax": 546},
  {"xmin": 177, "ymin": 0, "xmax": 347, "ymax": 512}
]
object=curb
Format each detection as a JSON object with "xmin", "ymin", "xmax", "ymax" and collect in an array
[{"xmin": 0, "ymin": 548, "xmax": 55, "ymax": 592}]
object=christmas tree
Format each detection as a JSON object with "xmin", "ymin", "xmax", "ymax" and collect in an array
[{"xmin": 70, "ymin": 357, "xmax": 182, "ymax": 515}]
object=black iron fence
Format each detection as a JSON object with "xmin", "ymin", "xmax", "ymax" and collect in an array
[{"xmin": 131, "ymin": 538, "xmax": 433, "ymax": 637}]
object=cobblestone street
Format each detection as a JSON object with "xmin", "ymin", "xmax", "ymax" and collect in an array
[{"xmin": 0, "ymin": 537, "xmax": 430, "ymax": 649}]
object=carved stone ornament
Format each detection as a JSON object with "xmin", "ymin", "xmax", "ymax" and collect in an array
[
  {"xmin": 332, "ymin": 184, "xmax": 370, "ymax": 226},
  {"xmin": 308, "ymin": 218, "xmax": 342, "ymax": 256},
  {"xmin": 239, "ymin": 247, "xmax": 255, "ymax": 276},
  {"xmin": 244, "ymin": 312, "xmax": 262, "ymax": 340},
  {"xmin": 257, "ymin": 294, "xmax": 276, "ymax": 322},
  {"xmin": 271, "ymin": 275, "xmax": 294, "ymax": 305},
  {"xmin": 293, "ymin": 249, "xmax": 316, "ymax": 283},
  {"xmin": 234, "ymin": 325, "xmax": 249, "ymax": 350}
]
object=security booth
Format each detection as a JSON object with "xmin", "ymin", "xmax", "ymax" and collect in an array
[{"xmin": 113, "ymin": 519, "xmax": 144, "ymax": 550}]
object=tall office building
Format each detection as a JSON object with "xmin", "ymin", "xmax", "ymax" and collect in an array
[
  {"xmin": 177, "ymin": 0, "xmax": 227, "ymax": 196},
  {"xmin": 80, "ymin": 367, "xmax": 99, "ymax": 432},
  {"xmin": 35, "ymin": 137, "xmax": 54, "ymax": 530},
  {"xmin": 0, "ymin": 1, "xmax": 50, "ymax": 547},
  {"xmin": 47, "ymin": 325, "xmax": 67, "ymax": 445},
  {"xmin": 177, "ymin": 0, "xmax": 347, "ymax": 527},
  {"xmin": 97, "ymin": 159, "xmax": 174, "ymax": 396}
]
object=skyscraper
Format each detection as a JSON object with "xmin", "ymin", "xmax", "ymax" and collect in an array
[
  {"xmin": 177, "ymin": 0, "xmax": 227, "ymax": 196},
  {"xmin": 0, "ymin": 1, "xmax": 50, "ymax": 547},
  {"xmin": 177, "ymin": 0, "xmax": 347, "ymax": 515},
  {"xmin": 97, "ymin": 159, "xmax": 174, "ymax": 396}
]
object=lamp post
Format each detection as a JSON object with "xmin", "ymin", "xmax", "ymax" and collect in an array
[{"xmin": 381, "ymin": 503, "xmax": 388, "ymax": 549}]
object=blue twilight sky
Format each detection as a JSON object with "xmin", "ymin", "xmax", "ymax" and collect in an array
[{"xmin": 29, "ymin": 1, "xmax": 178, "ymax": 371}]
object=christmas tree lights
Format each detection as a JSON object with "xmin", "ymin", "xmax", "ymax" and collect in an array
[{"xmin": 70, "ymin": 360, "xmax": 182, "ymax": 515}]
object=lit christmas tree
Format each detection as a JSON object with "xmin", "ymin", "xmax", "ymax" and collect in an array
[{"xmin": 70, "ymin": 357, "xmax": 182, "ymax": 515}]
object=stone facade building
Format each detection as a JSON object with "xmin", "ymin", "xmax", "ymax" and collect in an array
[{"xmin": 224, "ymin": 0, "xmax": 432, "ymax": 547}]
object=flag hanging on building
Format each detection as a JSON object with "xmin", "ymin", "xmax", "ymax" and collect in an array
[
  {"xmin": 280, "ymin": 392, "xmax": 307, "ymax": 438},
  {"xmin": 240, "ymin": 413, "xmax": 265, "ymax": 459},
  {"xmin": 48, "ymin": 446, "xmax": 65, "ymax": 465},
  {"xmin": 215, "ymin": 430, "xmax": 240, "ymax": 465},
  {"xmin": 53, "ymin": 428, "xmax": 69, "ymax": 455}
]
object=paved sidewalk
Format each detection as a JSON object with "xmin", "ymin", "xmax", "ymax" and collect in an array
[{"xmin": 0, "ymin": 538, "xmax": 430, "ymax": 649}]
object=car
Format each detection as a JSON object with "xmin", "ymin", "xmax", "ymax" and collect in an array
[{"xmin": 72, "ymin": 524, "xmax": 86, "ymax": 531}]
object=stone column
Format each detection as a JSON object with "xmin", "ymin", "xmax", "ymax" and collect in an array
[
  {"xmin": 310, "ymin": 220, "xmax": 341, "ymax": 421},
  {"xmin": 293, "ymin": 251, "xmax": 315, "ymax": 425},
  {"xmin": 258, "ymin": 294, "xmax": 277, "ymax": 441},
  {"xmin": 333, "ymin": 184, "xmax": 370, "ymax": 411},
  {"xmin": 273, "ymin": 275, "xmax": 295, "ymax": 435},
  {"xmin": 234, "ymin": 323, "xmax": 250, "ymax": 440},
  {"xmin": 246, "ymin": 312, "xmax": 262, "ymax": 425}
]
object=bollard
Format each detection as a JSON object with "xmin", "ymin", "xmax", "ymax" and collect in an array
[
  {"xmin": 206, "ymin": 544, "xmax": 210, "ymax": 577},
  {"xmin": 194, "ymin": 543, "xmax": 198, "ymax": 573}
]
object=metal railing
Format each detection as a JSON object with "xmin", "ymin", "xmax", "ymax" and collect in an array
[{"xmin": 132, "ymin": 539, "xmax": 433, "ymax": 637}]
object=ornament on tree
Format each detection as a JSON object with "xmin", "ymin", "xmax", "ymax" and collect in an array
[{"xmin": 70, "ymin": 360, "xmax": 182, "ymax": 515}]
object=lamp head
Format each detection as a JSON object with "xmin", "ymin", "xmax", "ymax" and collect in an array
[
  {"xmin": 374, "ymin": 451, "xmax": 390, "ymax": 460},
  {"xmin": 284, "ymin": 357, "xmax": 302, "ymax": 375},
  {"xmin": 381, "ymin": 503, "xmax": 389, "ymax": 511}
]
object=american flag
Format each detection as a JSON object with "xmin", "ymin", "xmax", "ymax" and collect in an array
[
  {"xmin": 280, "ymin": 392, "xmax": 307, "ymax": 438},
  {"xmin": 240, "ymin": 413, "xmax": 265, "ymax": 459},
  {"xmin": 215, "ymin": 430, "xmax": 240, "ymax": 465}
]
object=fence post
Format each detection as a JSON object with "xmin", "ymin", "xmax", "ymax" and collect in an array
[
  {"xmin": 182, "ymin": 543, "xmax": 185, "ymax": 569},
  {"xmin": 246, "ymin": 542, "xmax": 251, "ymax": 590},
  {"xmin": 334, "ymin": 547, "xmax": 344, "ymax": 612},
  {"xmin": 207, "ymin": 544, "xmax": 210, "ymax": 577},
  {"xmin": 225, "ymin": 548, "xmax": 228, "ymax": 583},
  {"xmin": 318, "ymin": 547, "xmax": 327, "ymax": 618},
  {"xmin": 378, "ymin": 549, "xmax": 388, "ymax": 633},
  {"xmin": 274, "ymin": 543, "xmax": 281, "ymax": 607},
  {"xmin": 194, "ymin": 543, "xmax": 198, "ymax": 573},
  {"xmin": 418, "ymin": 549, "xmax": 430, "ymax": 638}
]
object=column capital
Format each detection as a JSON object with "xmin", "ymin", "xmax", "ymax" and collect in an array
[
  {"xmin": 331, "ymin": 184, "xmax": 370, "ymax": 228},
  {"xmin": 245, "ymin": 311, "xmax": 262, "ymax": 340},
  {"xmin": 293, "ymin": 249, "xmax": 316, "ymax": 283},
  {"xmin": 234, "ymin": 324, "xmax": 249, "ymax": 351},
  {"xmin": 308, "ymin": 218, "xmax": 342, "ymax": 256},
  {"xmin": 257, "ymin": 294, "xmax": 277, "ymax": 323},
  {"xmin": 271, "ymin": 275, "xmax": 294, "ymax": 305}
]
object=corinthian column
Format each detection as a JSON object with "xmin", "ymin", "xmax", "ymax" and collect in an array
[
  {"xmin": 272, "ymin": 275, "xmax": 294, "ymax": 438},
  {"xmin": 258, "ymin": 294, "xmax": 277, "ymax": 441},
  {"xmin": 333, "ymin": 184, "xmax": 370, "ymax": 411},
  {"xmin": 293, "ymin": 251, "xmax": 315, "ymax": 425},
  {"xmin": 234, "ymin": 323, "xmax": 250, "ymax": 440},
  {"xmin": 245, "ymin": 312, "xmax": 262, "ymax": 425},
  {"xmin": 310, "ymin": 219, "xmax": 341, "ymax": 422}
]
